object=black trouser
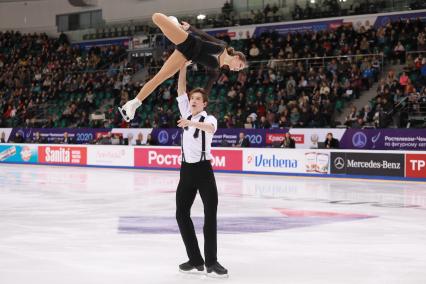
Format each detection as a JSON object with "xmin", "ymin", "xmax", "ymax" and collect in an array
[{"xmin": 176, "ymin": 160, "xmax": 218, "ymax": 267}]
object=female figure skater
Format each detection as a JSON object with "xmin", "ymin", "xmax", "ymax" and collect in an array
[
  {"xmin": 174, "ymin": 62, "xmax": 227, "ymax": 278},
  {"xmin": 118, "ymin": 13, "xmax": 246, "ymax": 122}
]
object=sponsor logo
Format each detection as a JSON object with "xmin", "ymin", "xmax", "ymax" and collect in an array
[
  {"xmin": 371, "ymin": 132, "xmax": 381, "ymax": 149},
  {"xmin": 330, "ymin": 152, "xmax": 404, "ymax": 177},
  {"xmin": 266, "ymin": 133, "xmax": 285, "ymax": 144},
  {"xmin": 333, "ymin": 157, "xmax": 345, "ymax": 170},
  {"xmin": 87, "ymin": 147, "xmax": 133, "ymax": 167},
  {"xmin": 20, "ymin": 146, "xmax": 32, "ymax": 162},
  {"xmin": 0, "ymin": 146, "xmax": 16, "ymax": 161},
  {"xmin": 135, "ymin": 148, "xmax": 243, "ymax": 171},
  {"xmin": 346, "ymin": 159, "xmax": 401, "ymax": 169},
  {"xmin": 406, "ymin": 154, "xmax": 426, "ymax": 178},
  {"xmin": 96, "ymin": 149, "xmax": 127, "ymax": 159},
  {"xmin": 290, "ymin": 134, "xmax": 304, "ymax": 144},
  {"xmin": 39, "ymin": 146, "xmax": 87, "ymax": 165},
  {"xmin": 305, "ymin": 152, "xmax": 329, "ymax": 174},
  {"xmin": 352, "ymin": 132, "xmax": 367, "ymax": 148},
  {"xmin": 247, "ymin": 154, "xmax": 298, "ymax": 168},
  {"xmin": 266, "ymin": 133, "xmax": 303, "ymax": 144},
  {"xmin": 157, "ymin": 130, "xmax": 169, "ymax": 145}
]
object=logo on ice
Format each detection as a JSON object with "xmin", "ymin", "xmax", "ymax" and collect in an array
[{"xmin": 39, "ymin": 146, "xmax": 87, "ymax": 165}]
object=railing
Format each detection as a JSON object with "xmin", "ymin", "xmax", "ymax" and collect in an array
[
  {"xmin": 77, "ymin": 0, "xmax": 426, "ymax": 41},
  {"xmin": 249, "ymin": 53, "xmax": 385, "ymax": 72},
  {"xmin": 406, "ymin": 50, "xmax": 426, "ymax": 61},
  {"xmin": 144, "ymin": 53, "xmax": 385, "ymax": 74}
]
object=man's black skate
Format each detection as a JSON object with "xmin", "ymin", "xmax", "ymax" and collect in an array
[
  {"xmin": 206, "ymin": 262, "xmax": 228, "ymax": 278},
  {"xmin": 178, "ymin": 261, "xmax": 205, "ymax": 274}
]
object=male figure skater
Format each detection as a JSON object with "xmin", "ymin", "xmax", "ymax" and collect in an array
[{"xmin": 175, "ymin": 62, "xmax": 228, "ymax": 278}]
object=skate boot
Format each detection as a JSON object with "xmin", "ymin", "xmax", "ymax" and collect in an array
[
  {"xmin": 169, "ymin": 16, "xmax": 180, "ymax": 26},
  {"xmin": 118, "ymin": 98, "xmax": 141, "ymax": 122},
  {"xmin": 178, "ymin": 261, "xmax": 205, "ymax": 275},
  {"xmin": 206, "ymin": 262, "xmax": 228, "ymax": 278}
]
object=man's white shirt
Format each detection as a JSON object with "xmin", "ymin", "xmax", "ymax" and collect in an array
[{"xmin": 177, "ymin": 94, "xmax": 217, "ymax": 163}]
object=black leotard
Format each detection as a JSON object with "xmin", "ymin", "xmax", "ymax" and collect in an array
[
  {"xmin": 176, "ymin": 27, "xmax": 227, "ymax": 93},
  {"xmin": 176, "ymin": 28, "xmax": 226, "ymax": 69}
]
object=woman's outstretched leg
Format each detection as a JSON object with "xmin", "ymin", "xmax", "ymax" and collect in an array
[
  {"xmin": 152, "ymin": 13, "xmax": 188, "ymax": 45},
  {"xmin": 136, "ymin": 50, "xmax": 186, "ymax": 101},
  {"xmin": 118, "ymin": 50, "xmax": 187, "ymax": 122}
]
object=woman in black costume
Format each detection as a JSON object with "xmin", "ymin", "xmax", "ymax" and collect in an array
[{"xmin": 119, "ymin": 13, "xmax": 246, "ymax": 122}]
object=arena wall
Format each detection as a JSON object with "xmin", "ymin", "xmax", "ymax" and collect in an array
[{"xmin": 1, "ymin": 144, "xmax": 425, "ymax": 181}]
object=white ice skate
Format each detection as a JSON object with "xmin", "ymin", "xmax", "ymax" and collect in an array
[
  {"xmin": 169, "ymin": 16, "xmax": 180, "ymax": 26},
  {"xmin": 118, "ymin": 98, "xmax": 141, "ymax": 122}
]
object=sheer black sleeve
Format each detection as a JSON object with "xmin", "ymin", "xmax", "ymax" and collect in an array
[
  {"xmin": 204, "ymin": 68, "xmax": 221, "ymax": 95},
  {"xmin": 189, "ymin": 26, "xmax": 227, "ymax": 47}
]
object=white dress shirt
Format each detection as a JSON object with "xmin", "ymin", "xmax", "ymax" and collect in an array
[{"xmin": 177, "ymin": 94, "xmax": 217, "ymax": 163}]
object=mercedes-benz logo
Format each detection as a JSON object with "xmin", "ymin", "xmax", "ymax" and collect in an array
[
  {"xmin": 158, "ymin": 130, "xmax": 169, "ymax": 145},
  {"xmin": 352, "ymin": 132, "xmax": 367, "ymax": 148},
  {"xmin": 334, "ymin": 157, "xmax": 345, "ymax": 170}
]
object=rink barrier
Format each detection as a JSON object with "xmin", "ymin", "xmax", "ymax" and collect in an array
[
  {"xmin": 4, "ymin": 127, "xmax": 426, "ymax": 150},
  {"xmin": 0, "ymin": 144, "xmax": 426, "ymax": 181}
]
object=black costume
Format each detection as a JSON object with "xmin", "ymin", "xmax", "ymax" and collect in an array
[{"xmin": 176, "ymin": 27, "xmax": 227, "ymax": 93}]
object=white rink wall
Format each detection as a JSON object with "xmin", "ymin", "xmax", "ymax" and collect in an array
[{"xmin": 1, "ymin": 144, "xmax": 426, "ymax": 181}]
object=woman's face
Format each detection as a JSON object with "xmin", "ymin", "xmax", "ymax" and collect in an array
[{"xmin": 229, "ymin": 56, "xmax": 245, "ymax": 71}]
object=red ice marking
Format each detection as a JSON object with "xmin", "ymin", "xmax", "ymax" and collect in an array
[{"xmin": 273, "ymin": 208, "xmax": 373, "ymax": 218}]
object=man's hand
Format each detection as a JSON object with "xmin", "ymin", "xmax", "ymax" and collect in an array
[
  {"xmin": 180, "ymin": 60, "xmax": 192, "ymax": 70},
  {"xmin": 177, "ymin": 118, "xmax": 192, "ymax": 128}
]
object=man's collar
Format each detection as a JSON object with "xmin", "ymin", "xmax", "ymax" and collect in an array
[{"xmin": 191, "ymin": 110, "xmax": 207, "ymax": 118}]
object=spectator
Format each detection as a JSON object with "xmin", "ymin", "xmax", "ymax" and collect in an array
[
  {"xmin": 345, "ymin": 106, "xmax": 358, "ymax": 127},
  {"xmin": 280, "ymin": 132, "xmax": 296, "ymax": 148},
  {"xmin": 258, "ymin": 116, "xmax": 271, "ymax": 129},
  {"xmin": 111, "ymin": 133, "xmax": 121, "ymax": 145},
  {"xmin": 236, "ymin": 132, "xmax": 250, "ymax": 147},
  {"xmin": 249, "ymin": 44, "xmax": 260, "ymax": 59},
  {"xmin": 324, "ymin": 133, "xmax": 339, "ymax": 149},
  {"xmin": 352, "ymin": 117, "xmax": 365, "ymax": 129},
  {"xmin": 135, "ymin": 132, "xmax": 145, "ymax": 145},
  {"xmin": 99, "ymin": 132, "xmax": 112, "ymax": 145},
  {"xmin": 0, "ymin": 132, "xmax": 6, "ymax": 143},
  {"xmin": 62, "ymin": 132, "xmax": 74, "ymax": 144},
  {"xmin": 32, "ymin": 132, "xmax": 46, "ymax": 144},
  {"xmin": 399, "ymin": 71, "xmax": 409, "ymax": 87},
  {"xmin": 393, "ymin": 41, "xmax": 406, "ymax": 64},
  {"xmin": 146, "ymin": 133, "xmax": 158, "ymax": 146},
  {"xmin": 13, "ymin": 133, "xmax": 25, "ymax": 143}
]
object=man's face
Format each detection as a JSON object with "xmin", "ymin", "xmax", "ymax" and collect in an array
[
  {"xmin": 239, "ymin": 133, "xmax": 244, "ymax": 140},
  {"xmin": 190, "ymin": 92, "xmax": 206, "ymax": 113}
]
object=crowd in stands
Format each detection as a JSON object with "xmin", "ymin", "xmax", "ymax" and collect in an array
[
  {"xmin": 343, "ymin": 19, "xmax": 426, "ymax": 128},
  {"xmin": 1, "ymin": 18, "xmax": 426, "ymax": 130}
]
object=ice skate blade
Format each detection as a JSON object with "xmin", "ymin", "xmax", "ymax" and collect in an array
[
  {"xmin": 206, "ymin": 272, "xmax": 229, "ymax": 279},
  {"xmin": 118, "ymin": 106, "xmax": 131, "ymax": 122},
  {"xmin": 179, "ymin": 268, "xmax": 205, "ymax": 275}
]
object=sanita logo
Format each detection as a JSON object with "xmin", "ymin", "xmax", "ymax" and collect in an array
[
  {"xmin": 45, "ymin": 147, "xmax": 70, "ymax": 163},
  {"xmin": 252, "ymin": 154, "xmax": 297, "ymax": 168}
]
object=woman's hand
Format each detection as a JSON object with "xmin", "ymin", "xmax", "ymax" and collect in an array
[
  {"xmin": 181, "ymin": 21, "xmax": 190, "ymax": 31},
  {"xmin": 177, "ymin": 118, "xmax": 192, "ymax": 128}
]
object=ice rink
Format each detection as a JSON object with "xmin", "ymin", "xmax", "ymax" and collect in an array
[{"xmin": 0, "ymin": 163, "xmax": 425, "ymax": 284}]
